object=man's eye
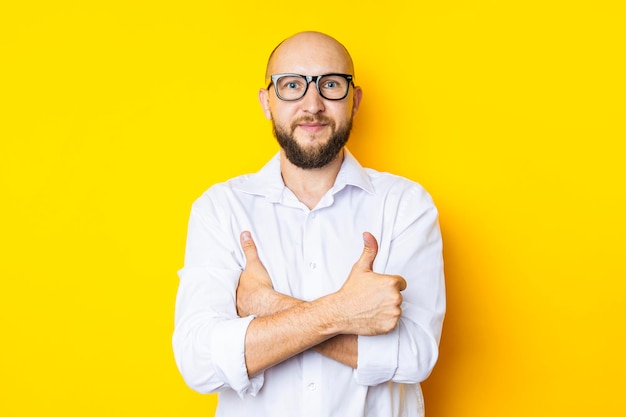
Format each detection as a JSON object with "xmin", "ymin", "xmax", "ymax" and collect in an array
[
  {"xmin": 324, "ymin": 81, "xmax": 338, "ymax": 88},
  {"xmin": 286, "ymin": 82, "xmax": 299, "ymax": 89}
]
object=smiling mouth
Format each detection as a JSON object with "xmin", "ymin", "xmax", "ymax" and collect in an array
[
  {"xmin": 293, "ymin": 116, "xmax": 332, "ymax": 133},
  {"xmin": 297, "ymin": 123, "xmax": 328, "ymax": 132}
]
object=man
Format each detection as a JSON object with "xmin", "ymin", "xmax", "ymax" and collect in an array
[{"xmin": 173, "ymin": 31, "xmax": 445, "ymax": 417}]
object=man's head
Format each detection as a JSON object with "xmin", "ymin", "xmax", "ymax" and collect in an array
[{"xmin": 258, "ymin": 32, "xmax": 362, "ymax": 169}]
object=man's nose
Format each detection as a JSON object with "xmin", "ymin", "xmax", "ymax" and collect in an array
[{"xmin": 301, "ymin": 84, "xmax": 325, "ymax": 113}]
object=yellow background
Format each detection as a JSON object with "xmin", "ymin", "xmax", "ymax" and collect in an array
[{"xmin": 1, "ymin": 1, "xmax": 624, "ymax": 416}]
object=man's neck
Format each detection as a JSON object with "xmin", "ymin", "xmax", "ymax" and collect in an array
[{"xmin": 280, "ymin": 149, "xmax": 344, "ymax": 210}]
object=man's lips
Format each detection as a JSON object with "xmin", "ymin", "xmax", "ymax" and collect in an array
[{"xmin": 296, "ymin": 122, "xmax": 328, "ymax": 132}]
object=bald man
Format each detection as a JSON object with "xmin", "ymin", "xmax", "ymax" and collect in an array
[{"xmin": 173, "ymin": 32, "xmax": 445, "ymax": 417}]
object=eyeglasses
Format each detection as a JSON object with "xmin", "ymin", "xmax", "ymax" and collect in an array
[{"xmin": 267, "ymin": 73, "xmax": 354, "ymax": 101}]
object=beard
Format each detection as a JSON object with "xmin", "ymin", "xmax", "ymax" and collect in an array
[{"xmin": 272, "ymin": 115, "xmax": 353, "ymax": 169}]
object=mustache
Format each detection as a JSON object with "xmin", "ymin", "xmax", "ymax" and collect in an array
[{"xmin": 290, "ymin": 115, "xmax": 334, "ymax": 130}]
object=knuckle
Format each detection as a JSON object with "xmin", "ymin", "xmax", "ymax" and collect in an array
[
  {"xmin": 394, "ymin": 274, "xmax": 406, "ymax": 286},
  {"xmin": 394, "ymin": 293, "xmax": 403, "ymax": 305}
]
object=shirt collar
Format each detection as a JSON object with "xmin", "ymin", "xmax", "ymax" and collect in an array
[{"xmin": 233, "ymin": 149, "xmax": 375, "ymax": 202}]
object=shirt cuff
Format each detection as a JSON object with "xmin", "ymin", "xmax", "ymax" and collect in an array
[
  {"xmin": 210, "ymin": 315, "xmax": 264, "ymax": 397},
  {"xmin": 355, "ymin": 326, "xmax": 400, "ymax": 385}
]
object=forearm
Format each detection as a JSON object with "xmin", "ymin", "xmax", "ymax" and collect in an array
[
  {"xmin": 248, "ymin": 289, "xmax": 358, "ymax": 369},
  {"xmin": 244, "ymin": 294, "xmax": 342, "ymax": 376},
  {"xmin": 313, "ymin": 334, "xmax": 357, "ymax": 368},
  {"xmin": 242, "ymin": 287, "xmax": 303, "ymax": 317}
]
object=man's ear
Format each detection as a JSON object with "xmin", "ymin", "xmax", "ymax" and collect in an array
[
  {"xmin": 351, "ymin": 86, "xmax": 363, "ymax": 117},
  {"xmin": 258, "ymin": 88, "xmax": 272, "ymax": 120}
]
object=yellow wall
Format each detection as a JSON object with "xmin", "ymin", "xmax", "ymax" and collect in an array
[{"xmin": 1, "ymin": 1, "xmax": 624, "ymax": 416}]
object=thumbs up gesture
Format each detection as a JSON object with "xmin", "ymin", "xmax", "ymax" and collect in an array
[
  {"xmin": 236, "ymin": 231, "xmax": 276, "ymax": 318},
  {"xmin": 333, "ymin": 232, "xmax": 407, "ymax": 336}
]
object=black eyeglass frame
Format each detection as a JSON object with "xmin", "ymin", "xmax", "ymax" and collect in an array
[{"xmin": 267, "ymin": 73, "xmax": 355, "ymax": 101}]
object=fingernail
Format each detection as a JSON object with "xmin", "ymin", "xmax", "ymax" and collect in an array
[{"xmin": 242, "ymin": 231, "xmax": 251, "ymax": 241}]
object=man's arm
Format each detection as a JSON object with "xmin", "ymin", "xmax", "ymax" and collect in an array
[
  {"xmin": 236, "ymin": 231, "xmax": 405, "ymax": 377},
  {"xmin": 236, "ymin": 232, "xmax": 358, "ymax": 368},
  {"xmin": 312, "ymin": 334, "xmax": 358, "ymax": 368}
]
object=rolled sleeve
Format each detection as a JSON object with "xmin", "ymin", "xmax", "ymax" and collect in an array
[
  {"xmin": 210, "ymin": 317, "xmax": 265, "ymax": 397},
  {"xmin": 355, "ymin": 327, "xmax": 400, "ymax": 385},
  {"xmin": 173, "ymin": 266, "xmax": 263, "ymax": 395}
]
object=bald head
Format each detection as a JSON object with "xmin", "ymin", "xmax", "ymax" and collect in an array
[{"xmin": 265, "ymin": 32, "xmax": 355, "ymax": 82}]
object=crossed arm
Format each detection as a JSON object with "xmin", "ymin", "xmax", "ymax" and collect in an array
[{"xmin": 235, "ymin": 231, "xmax": 407, "ymax": 377}]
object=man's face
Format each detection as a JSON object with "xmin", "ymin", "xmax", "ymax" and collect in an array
[{"xmin": 259, "ymin": 33, "xmax": 362, "ymax": 169}]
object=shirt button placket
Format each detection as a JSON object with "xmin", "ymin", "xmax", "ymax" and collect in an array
[
  {"xmin": 302, "ymin": 210, "xmax": 323, "ymax": 299},
  {"xmin": 302, "ymin": 351, "xmax": 322, "ymax": 417},
  {"xmin": 301, "ymin": 211, "xmax": 323, "ymax": 417}
]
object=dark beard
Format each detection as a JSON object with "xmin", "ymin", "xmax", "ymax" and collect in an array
[{"xmin": 273, "ymin": 116, "xmax": 352, "ymax": 169}]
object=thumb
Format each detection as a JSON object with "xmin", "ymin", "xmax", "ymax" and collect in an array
[
  {"xmin": 355, "ymin": 232, "xmax": 379, "ymax": 271},
  {"xmin": 240, "ymin": 231, "xmax": 259, "ymax": 264}
]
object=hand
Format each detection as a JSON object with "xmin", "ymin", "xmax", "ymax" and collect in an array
[
  {"xmin": 237, "ymin": 231, "xmax": 301, "ymax": 317},
  {"xmin": 236, "ymin": 231, "xmax": 275, "ymax": 317},
  {"xmin": 334, "ymin": 232, "xmax": 407, "ymax": 336}
]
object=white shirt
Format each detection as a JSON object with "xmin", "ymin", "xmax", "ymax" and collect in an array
[{"xmin": 173, "ymin": 150, "xmax": 445, "ymax": 417}]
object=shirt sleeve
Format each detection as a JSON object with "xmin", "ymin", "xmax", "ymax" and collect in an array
[
  {"xmin": 355, "ymin": 183, "xmax": 446, "ymax": 386},
  {"xmin": 172, "ymin": 191, "xmax": 264, "ymax": 397}
]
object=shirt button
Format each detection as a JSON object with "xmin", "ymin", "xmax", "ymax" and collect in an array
[
  {"xmin": 308, "ymin": 382, "xmax": 317, "ymax": 391},
  {"xmin": 309, "ymin": 262, "xmax": 317, "ymax": 270}
]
